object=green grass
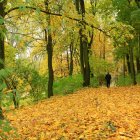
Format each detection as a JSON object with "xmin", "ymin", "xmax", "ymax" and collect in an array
[
  {"xmin": 11, "ymin": 73, "xmax": 140, "ymax": 108},
  {"xmin": 116, "ymin": 74, "xmax": 140, "ymax": 86},
  {"xmin": 90, "ymin": 75, "xmax": 105, "ymax": 87},
  {"xmin": 116, "ymin": 75, "xmax": 132, "ymax": 86},
  {"xmin": 136, "ymin": 74, "xmax": 140, "ymax": 84},
  {"xmin": 53, "ymin": 74, "xmax": 103, "ymax": 96},
  {"xmin": 53, "ymin": 74, "xmax": 83, "ymax": 95}
]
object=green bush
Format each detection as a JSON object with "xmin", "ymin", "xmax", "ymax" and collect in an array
[
  {"xmin": 116, "ymin": 74, "xmax": 140, "ymax": 86},
  {"xmin": 136, "ymin": 74, "xmax": 140, "ymax": 84},
  {"xmin": 116, "ymin": 75, "xmax": 132, "ymax": 86},
  {"xmin": 15, "ymin": 60, "xmax": 48, "ymax": 101},
  {"xmin": 90, "ymin": 76, "xmax": 100, "ymax": 87},
  {"xmin": 53, "ymin": 74, "xmax": 83, "ymax": 95}
]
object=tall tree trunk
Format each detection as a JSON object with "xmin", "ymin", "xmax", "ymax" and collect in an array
[
  {"xmin": 11, "ymin": 80, "xmax": 19, "ymax": 109},
  {"xmin": 123, "ymin": 56, "xmax": 126, "ymax": 78},
  {"xmin": 60, "ymin": 54, "xmax": 63, "ymax": 77},
  {"xmin": 103, "ymin": 35, "xmax": 106, "ymax": 60},
  {"xmin": 74, "ymin": 49, "xmax": 81, "ymax": 72},
  {"xmin": 75, "ymin": 0, "xmax": 90, "ymax": 86},
  {"xmin": 126, "ymin": 54, "xmax": 131, "ymax": 74},
  {"xmin": 79, "ymin": 30, "xmax": 84, "ymax": 75},
  {"xmin": 0, "ymin": 1, "xmax": 6, "ymax": 69},
  {"xmin": 69, "ymin": 42, "xmax": 73, "ymax": 76},
  {"xmin": 79, "ymin": 29, "xmax": 90, "ymax": 86},
  {"xmin": 136, "ymin": 58, "xmax": 140, "ymax": 73},
  {"xmin": 136, "ymin": 32, "xmax": 140, "ymax": 73},
  {"xmin": 47, "ymin": 32, "xmax": 53, "ymax": 98},
  {"xmin": 0, "ymin": 37, "xmax": 4, "ymax": 69},
  {"xmin": 129, "ymin": 45, "xmax": 137, "ymax": 85},
  {"xmin": 0, "ymin": 0, "xmax": 7, "ymax": 120},
  {"xmin": 83, "ymin": 35, "xmax": 90, "ymax": 86},
  {"xmin": 66, "ymin": 49, "xmax": 70, "ymax": 73},
  {"xmin": 45, "ymin": 0, "xmax": 54, "ymax": 98}
]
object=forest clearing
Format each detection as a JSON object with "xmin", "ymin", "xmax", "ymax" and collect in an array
[{"xmin": 4, "ymin": 86, "xmax": 140, "ymax": 140}]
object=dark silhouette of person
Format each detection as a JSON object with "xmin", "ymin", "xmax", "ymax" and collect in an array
[{"xmin": 105, "ymin": 72, "xmax": 111, "ymax": 88}]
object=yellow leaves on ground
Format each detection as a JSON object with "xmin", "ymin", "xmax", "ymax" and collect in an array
[{"xmin": 5, "ymin": 86, "xmax": 140, "ymax": 140}]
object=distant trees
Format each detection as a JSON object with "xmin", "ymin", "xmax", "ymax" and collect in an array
[{"xmin": 112, "ymin": 0, "xmax": 140, "ymax": 85}]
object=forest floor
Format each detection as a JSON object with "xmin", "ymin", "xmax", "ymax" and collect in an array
[{"xmin": 5, "ymin": 86, "xmax": 140, "ymax": 140}]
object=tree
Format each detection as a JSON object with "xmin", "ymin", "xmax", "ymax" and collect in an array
[
  {"xmin": 0, "ymin": 0, "xmax": 8, "ymax": 119},
  {"xmin": 131, "ymin": 9, "xmax": 140, "ymax": 73},
  {"xmin": 112, "ymin": 0, "xmax": 139, "ymax": 85},
  {"xmin": 75, "ymin": 0, "xmax": 91, "ymax": 86},
  {"xmin": 44, "ymin": 0, "xmax": 54, "ymax": 98}
]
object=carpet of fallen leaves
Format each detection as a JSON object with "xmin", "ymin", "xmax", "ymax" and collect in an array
[{"xmin": 5, "ymin": 86, "xmax": 140, "ymax": 140}]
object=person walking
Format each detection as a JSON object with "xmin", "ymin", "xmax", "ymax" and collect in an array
[{"xmin": 105, "ymin": 72, "xmax": 111, "ymax": 88}]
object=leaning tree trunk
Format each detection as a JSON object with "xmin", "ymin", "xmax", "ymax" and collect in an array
[
  {"xmin": 0, "ymin": 0, "xmax": 7, "ymax": 120},
  {"xmin": 45, "ymin": 0, "xmax": 54, "ymax": 98}
]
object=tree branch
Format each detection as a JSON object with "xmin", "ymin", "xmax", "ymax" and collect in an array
[
  {"xmin": 5, "ymin": 6, "xmax": 62, "ymax": 17},
  {"xmin": 5, "ymin": 5, "xmax": 110, "ymax": 37}
]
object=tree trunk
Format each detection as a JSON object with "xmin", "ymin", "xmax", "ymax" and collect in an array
[
  {"xmin": 129, "ymin": 45, "xmax": 137, "ymax": 85},
  {"xmin": 136, "ymin": 57, "xmax": 140, "ymax": 73},
  {"xmin": 123, "ymin": 56, "xmax": 126, "ymax": 78},
  {"xmin": 47, "ymin": 33, "xmax": 53, "ymax": 98},
  {"xmin": 60, "ymin": 54, "xmax": 63, "ymax": 77},
  {"xmin": 126, "ymin": 54, "xmax": 131, "ymax": 74},
  {"xmin": 45, "ymin": 0, "xmax": 54, "ymax": 98},
  {"xmin": 0, "ymin": 91, "xmax": 4, "ymax": 119},
  {"xmin": 103, "ymin": 35, "xmax": 106, "ymax": 60},
  {"xmin": 74, "ymin": 49, "xmax": 81, "ymax": 72},
  {"xmin": 0, "ymin": 37, "xmax": 4, "ymax": 69},
  {"xmin": 66, "ymin": 49, "xmax": 70, "ymax": 73},
  {"xmin": 79, "ymin": 29, "xmax": 84, "ymax": 75},
  {"xmin": 79, "ymin": 29, "xmax": 90, "ymax": 86},
  {"xmin": 0, "ymin": 0, "xmax": 7, "ymax": 120},
  {"xmin": 83, "ymin": 36, "xmax": 90, "ymax": 86},
  {"xmin": 12, "ymin": 81, "xmax": 19, "ymax": 109},
  {"xmin": 75, "ymin": 0, "xmax": 90, "ymax": 86},
  {"xmin": 69, "ymin": 42, "xmax": 73, "ymax": 76},
  {"xmin": 0, "ymin": 1, "xmax": 6, "ymax": 69},
  {"xmin": 136, "ymin": 32, "xmax": 140, "ymax": 73}
]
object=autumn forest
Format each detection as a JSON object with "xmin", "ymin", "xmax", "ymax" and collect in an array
[{"xmin": 0, "ymin": 0, "xmax": 140, "ymax": 139}]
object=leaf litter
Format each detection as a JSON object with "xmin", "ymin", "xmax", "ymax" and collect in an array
[{"xmin": 5, "ymin": 86, "xmax": 140, "ymax": 140}]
